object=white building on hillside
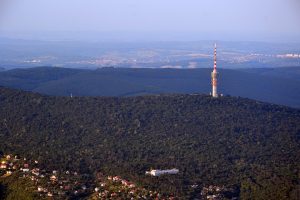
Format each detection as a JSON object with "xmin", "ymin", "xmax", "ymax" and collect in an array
[{"xmin": 145, "ymin": 168, "xmax": 179, "ymax": 176}]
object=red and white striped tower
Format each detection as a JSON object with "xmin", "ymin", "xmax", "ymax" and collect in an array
[{"xmin": 211, "ymin": 43, "xmax": 218, "ymax": 97}]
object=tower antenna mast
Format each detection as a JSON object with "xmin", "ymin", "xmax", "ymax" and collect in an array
[{"xmin": 211, "ymin": 43, "xmax": 218, "ymax": 98}]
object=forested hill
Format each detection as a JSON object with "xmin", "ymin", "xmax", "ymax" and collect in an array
[
  {"xmin": 0, "ymin": 87, "xmax": 299, "ymax": 199},
  {"xmin": 0, "ymin": 67, "xmax": 299, "ymax": 108}
]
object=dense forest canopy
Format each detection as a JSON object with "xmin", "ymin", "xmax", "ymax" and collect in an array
[{"xmin": 0, "ymin": 87, "xmax": 299, "ymax": 199}]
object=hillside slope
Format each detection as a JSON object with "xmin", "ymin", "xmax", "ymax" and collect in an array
[
  {"xmin": 238, "ymin": 66, "xmax": 300, "ymax": 80},
  {"xmin": 0, "ymin": 67, "xmax": 299, "ymax": 107},
  {"xmin": 0, "ymin": 87, "xmax": 299, "ymax": 199}
]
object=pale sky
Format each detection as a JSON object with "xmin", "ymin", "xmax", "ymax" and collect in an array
[{"xmin": 0, "ymin": 0, "xmax": 299, "ymax": 42}]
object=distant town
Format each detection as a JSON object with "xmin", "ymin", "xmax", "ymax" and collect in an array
[
  {"xmin": 14, "ymin": 51, "xmax": 300, "ymax": 69},
  {"xmin": 0, "ymin": 39, "xmax": 299, "ymax": 69}
]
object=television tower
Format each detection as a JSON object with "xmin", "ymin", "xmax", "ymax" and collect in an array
[{"xmin": 211, "ymin": 43, "xmax": 218, "ymax": 98}]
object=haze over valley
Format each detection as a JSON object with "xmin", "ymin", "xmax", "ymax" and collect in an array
[{"xmin": 0, "ymin": 38, "xmax": 299, "ymax": 70}]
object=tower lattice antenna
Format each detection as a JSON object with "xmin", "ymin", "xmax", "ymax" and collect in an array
[{"xmin": 214, "ymin": 43, "xmax": 217, "ymax": 70}]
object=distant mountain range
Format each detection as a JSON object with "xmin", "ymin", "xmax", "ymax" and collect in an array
[{"xmin": 0, "ymin": 66, "xmax": 299, "ymax": 108}]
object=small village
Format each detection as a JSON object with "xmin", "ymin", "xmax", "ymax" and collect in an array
[
  {"xmin": 0, "ymin": 153, "xmax": 177, "ymax": 199},
  {"xmin": 0, "ymin": 153, "xmax": 239, "ymax": 200}
]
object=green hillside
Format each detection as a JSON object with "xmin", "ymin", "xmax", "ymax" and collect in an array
[
  {"xmin": 0, "ymin": 173, "xmax": 39, "ymax": 200},
  {"xmin": 0, "ymin": 87, "xmax": 299, "ymax": 199}
]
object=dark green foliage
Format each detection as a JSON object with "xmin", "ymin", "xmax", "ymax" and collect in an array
[
  {"xmin": 0, "ymin": 183, "xmax": 5, "ymax": 199},
  {"xmin": 0, "ymin": 87, "xmax": 299, "ymax": 199},
  {"xmin": 0, "ymin": 173, "xmax": 39, "ymax": 200}
]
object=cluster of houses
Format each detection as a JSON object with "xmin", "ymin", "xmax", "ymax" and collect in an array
[
  {"xmin": 200, "ymin": 185, "xmax": 239, "ymax": 200},
  {"xmin": 0, "ymin": 153, "xmax": 176, "ymax": 199},
  {"xmin": 92, "ymin": 175, "xmax": 175, "ymax": 199},
  {"xmin": 1, "ymin": 153, "xmax": 239, "ymax": 200},
  {"xmin": 0, "ymin": 154, "xmax": 94, "ymax": 198}
]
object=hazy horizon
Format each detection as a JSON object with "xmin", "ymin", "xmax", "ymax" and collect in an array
[{"xmin": 0, "ymin": 0, "xmax": 299, "ymax": 43}]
